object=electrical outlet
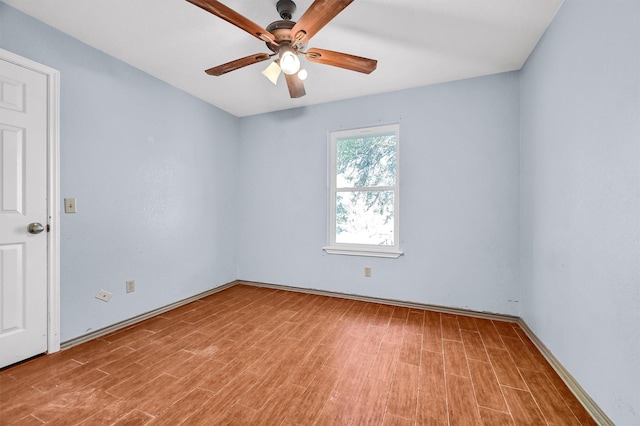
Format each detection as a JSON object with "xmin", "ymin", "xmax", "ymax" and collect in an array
[
  {"xmin": 126, "ymin": 280, "xmax": 135, "ymax": 293},
  {"xmin": 96, "ymin": 290, "xmax": 112, "ymax": 302},
  {"xmin": 364, "ymin": 266, "xmax": 372, "ymax": 277}
]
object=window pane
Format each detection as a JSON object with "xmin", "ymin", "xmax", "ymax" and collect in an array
[
  {"xmin": 336, "ymin": 190, "xmax": 395, "ymax": 245},
  {"xmin": 336, "ymin": 132, "xmax": 396, "ymax": 188}
]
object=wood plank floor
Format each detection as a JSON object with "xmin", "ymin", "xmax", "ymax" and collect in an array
[{"xmin": 0, "ymin": 284, "xmax": 596, "ymax": 425}]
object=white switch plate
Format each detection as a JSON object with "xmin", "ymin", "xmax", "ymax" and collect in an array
[
  {"xmin": 96, "ymin": 290, "xmax": 112, "ymax": 302},
  {"xmin": 364, "ymin": 266, "xmax": 372, "ymax": 277},
  {"xmin": 126, "ymin": 280, "xmax": 135, "ymax": 293},
  {"xmin": 64, "ymin": 198, "xmax": 77, "ymax": 213}
]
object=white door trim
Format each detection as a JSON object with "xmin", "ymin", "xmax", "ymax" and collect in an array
[{"xmin": 0, "ymin": 48, "xmax": 61, "ymax": 354}]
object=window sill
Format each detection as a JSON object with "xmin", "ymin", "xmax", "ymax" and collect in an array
[{"xmin": 323, "ymin": 246, "xmax": 404, "ymax": 259}]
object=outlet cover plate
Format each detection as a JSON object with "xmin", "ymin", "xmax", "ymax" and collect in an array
[{"xmin": 96, "ymin": 290, "xmax": 112, "ymax": 302}]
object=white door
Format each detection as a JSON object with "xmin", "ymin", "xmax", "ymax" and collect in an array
[{"xmin": 0, "ymin": 57, "xmax": 49, "ymax": 368}]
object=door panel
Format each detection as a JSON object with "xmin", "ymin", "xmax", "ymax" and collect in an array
[
  {"xmin": 0, "ymin": 58, "xmax": 48, "ymax": 368},
  {"xmin": 1, "ymin": 243, "xmax": 26, "ymax": 330},
  {"xmin": 1, "ymin": 125, "xmax": 25, "ymax": 213}
]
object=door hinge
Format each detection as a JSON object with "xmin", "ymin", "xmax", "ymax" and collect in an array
[{"xmin": 46, "ymin": 224, "xmax": 50, "ymax": 232}]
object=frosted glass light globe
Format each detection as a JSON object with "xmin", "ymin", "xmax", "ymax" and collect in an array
[{"xmin": 280, "ymin": 50, "xmax": 300, "ymax": 75}]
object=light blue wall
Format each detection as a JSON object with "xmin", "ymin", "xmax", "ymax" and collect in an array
[
  {"xmin": 238, "ymin": 73, "xmax": 521, "ymax": 315},
  {"xmin": 520, "ymin": 0, "xmax": 640, "ymax": 423},
  {"xmin": 0, "ymin": 4, "xmax": 241, "ymax": 341}
]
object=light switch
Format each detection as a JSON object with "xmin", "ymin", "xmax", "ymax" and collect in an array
[{"xmin": 64, "ymin": 198, "xmax": 77, "ymax": 213}]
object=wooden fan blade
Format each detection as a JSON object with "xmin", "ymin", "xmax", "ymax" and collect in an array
[
  {"xmin": 186, "ymin": 0, "xmax": 275, "ymax": 43},
  {"xmin": 284, "ymin": 73, "xmax": 306, "ymax": 98},
  {"xmin": 306, "ymin": 48, "xmax": 377, "ymax": 74},
  {"xmin": 291, "ymin": 0, "xmax": 354, "ymax": 44},
  {"xmin": 205, "ymin": 53, "xmax": 271, "ymax": 76}
]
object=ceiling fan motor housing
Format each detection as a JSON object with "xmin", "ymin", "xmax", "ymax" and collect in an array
[
  {"xmin": 266, "ymin": 20, "xmax": 296, "ymax": 51},
  {"xmin": 266, "ymin": 0, "xmax": 305, "ymax": 52}
]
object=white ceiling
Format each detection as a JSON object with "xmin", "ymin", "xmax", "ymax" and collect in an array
[{"xmin": 3, "ymin": 0, "xmax": 563, "ymax": 117}]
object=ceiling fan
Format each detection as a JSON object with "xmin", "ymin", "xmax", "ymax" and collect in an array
[{"xmin": 186, "ymin": 0, "xmax": 378, "ymax": 98}]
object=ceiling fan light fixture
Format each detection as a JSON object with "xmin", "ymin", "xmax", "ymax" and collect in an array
[
  {"xmin": 279, "ymin": 47, "xmax": 301, "ymax": 75},
  {"xmin": 297, "ymin": 68, "xmax": 308, "ymax": 80}
]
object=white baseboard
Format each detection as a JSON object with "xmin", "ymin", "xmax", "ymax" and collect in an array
[
  {"xmin": 240, "ymin": 280, "xmax": 520, "ymax": 322},
  {"xmin": 60, "ymin": 281, "xmax": 237, "ymax": 349},
  {"xmin": 517, "ymin": 320, "xmax": 614, "ymax": 426}
]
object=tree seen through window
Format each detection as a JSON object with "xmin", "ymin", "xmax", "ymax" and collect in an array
[{"xmin": 334, "ymin": 128, "xmax": 397, "ymax": 246}]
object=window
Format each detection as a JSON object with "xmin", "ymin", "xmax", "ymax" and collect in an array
[{"xmin": 324, "ymin": 124, "xmax": 402, "ymax": 258}]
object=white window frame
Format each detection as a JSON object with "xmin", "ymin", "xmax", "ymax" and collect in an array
[{"xmin": 323, "ymin": 123, "xmax": 403, "ymax": 258}]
